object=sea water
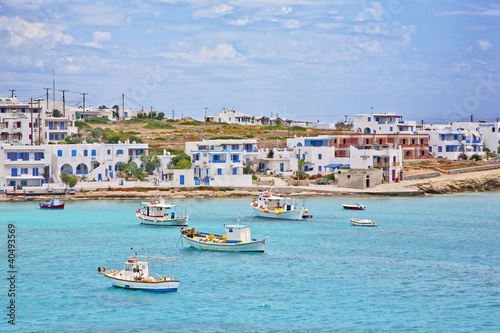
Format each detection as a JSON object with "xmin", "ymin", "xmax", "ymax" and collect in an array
[{"xmin": 1, "ymin": 192, "xmax": 499, "ymax": 332}]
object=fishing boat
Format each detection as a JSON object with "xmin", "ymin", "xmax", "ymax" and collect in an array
[
  {"xmin": 136, "ymin": 194, "xmax": 188, "ymax": 226},
  {"xmin": 251, "ymin": 188, "xmax": 310, "ymax": 220},
  {"xmin": 99, "ymin": 255, "xmax": 179, "ymax": 292},
  {"xmin": 350, "ymin": 218, "xmax": 378, "ymax": 227},
  {"xmin": 180, "ymin": 222, "xmax": 268, "ymax": 252},
  {"xmin": 39, "ymin": 198, "xmax": 65, "ymax": 209},
  {"xmin": 342, "ymin": 203, "xmax": 366, "ymax": 210}
]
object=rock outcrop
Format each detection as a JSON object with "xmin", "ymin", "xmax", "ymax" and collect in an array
[{"xmin": 416, "ymin": 174, "xmax": 500, "ymax": 194}]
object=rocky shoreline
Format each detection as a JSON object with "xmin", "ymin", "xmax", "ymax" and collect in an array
[{"xmin": 416, "ymin": 173, "xmax": 500, "ymax": 194}]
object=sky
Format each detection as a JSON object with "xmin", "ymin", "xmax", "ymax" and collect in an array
[{"xmin": 0, "ymin": 0, "xmax": 499, "ymax": 124}]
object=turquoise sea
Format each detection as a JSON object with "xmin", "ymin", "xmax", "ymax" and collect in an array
[{"xmin": 1, "ymin": 192, "xmax": 500, "ymax": 332}]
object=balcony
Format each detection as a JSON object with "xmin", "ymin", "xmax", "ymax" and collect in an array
[{"xmin": 374, "ymin": 162, "xmax": 389, "ymax": 168}]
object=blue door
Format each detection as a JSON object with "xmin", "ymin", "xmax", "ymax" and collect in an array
[
  {"xmin": 280, "ymin": 163, "xmax": 284, "ymax": 172},
  {"xmin": 180, "ymin": 175, "xmax": 185, "ymax": 185},
  {"xmin": 98, "ymin": 174, "xmax": 102, "ymax": 181}
]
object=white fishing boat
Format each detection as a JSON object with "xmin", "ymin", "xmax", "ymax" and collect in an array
[
  {"xmin": 251, "ymin": 188, "xmax": 311, "ymax": 220},
  {"xmin": 350, "ymin": 218, "xmax": 378, "ymax": 227},
  {"xmin": 99, "ymin": 255, "xmax": 179, "ymax": 292},
  {"xmin": 181, "ymin": 222, "xmax": 267, "ymax": 252},
  {"xmin": 136, "ymin": 194, "xmax": 188, "ymax": 226}
]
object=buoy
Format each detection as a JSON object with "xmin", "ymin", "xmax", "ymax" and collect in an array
[
  {"xmin": 154, "ymin": 219, "xmax": 157, "ymax": 222},
  {"xmin": 305, "ymin": 209, "xmax": 308, "ymax": 213},
  {"xmin": 275, "ymin": 211, "xmax": 280, "ymax": 215},
  {"xmin": 264, "ymin": 208, "xmax": 268, "ymax": 213}
]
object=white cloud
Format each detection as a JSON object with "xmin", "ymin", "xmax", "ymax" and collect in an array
[
  {"xmin": 200, "ymin": 43, "xmax": 238, "ymax": 59},
  {"xmin": 194, "ymin": 5, "xmax": 233, "ymax": 19},
  {"xmin": 476, "ymin": 39, "xmax": 492, "ymax": 51},
  {"xmin": 85, "ymin": 31, "xmax": 112, "ymax": 48},
  {"xmin": 354, "ymin": 2, "xmax": 386, "ymax": 22},
  {"xmin": 281, "ymin": 7, "xmax": 292, "ymax": 15},
  {"xmin": 0, "ymin": 16, "xmax": 73, "ymax": 48},
  {"xmin": 228, "ymin": 17, "xmax": 250, "ymax": 26},
  {"xmin": 281, "ymin": 19, "xmax": 302, "ymax": 29}
]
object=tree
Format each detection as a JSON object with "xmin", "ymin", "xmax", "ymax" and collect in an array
[
  {"xmin": 169, "ymin": 153, "xmax": 192, "ymax": 169},
  {"xmin": 52, "ymin": 109, "xmax": 63, "ymax": 117},
  {"xmin": 469, "ymin": 154, "xmax": 482, "ymax": 162},
  {"xmin": 140, "ymin": 154, "xmax": 161, "ymax": 174},
  {"xmin": 267, "ymin": 150, "xmax": 274, "ymax": 158},
  {"xmin": 156, "ymin": 112, "xmax": 165, "ymax": 121},
  {"xmin": 112, "ymin": 105, "xmax": 119, "ymax": 120},
  {"xmin": 60, "ymin": 171, "xmax": 79, "ymax": 188},
  {"xmin": 43, "ymin": 166, "xmax": 50, "ymax": 183}
]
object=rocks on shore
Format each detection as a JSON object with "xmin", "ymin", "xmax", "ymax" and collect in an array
[{"xmin": 417, "ymin": 174, "xmax": 500, "ymax": 194}]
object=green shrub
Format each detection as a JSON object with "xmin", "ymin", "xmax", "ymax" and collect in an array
[
  {"xmin": 154, "ymin": 137, "xmax": 166, "ymax": 141},
  {"xmin": 144, "ymin": 122, "xmax": 176, "ymax": 129},
  {"xmin": 263, "ymin": 125, "xmax": 287, "ymax": 130},
  {"xmin": 291, "ymin": 126, "xmax": 306, "ymax": 131},
  {"xmin": 85, "ymin": 117, "xmax": 110, "ymax": 124},
  {"xmin": 180, "ymin": 121, "xmax": 200, "ymax": 126}
]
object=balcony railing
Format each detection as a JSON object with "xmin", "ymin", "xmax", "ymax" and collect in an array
[{"xmin": 374, "ymin": 162, "xmax": 389, "ymax": 168}]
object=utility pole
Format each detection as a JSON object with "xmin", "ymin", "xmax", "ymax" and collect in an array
[
  {"xmin": 122, "ymin": 94, "xmax": 125, "ymax": 120},
  {"xmin": 9, "ymin": 89, "xmax": 16, "ymax": 98},
  {"xmin": 172, "ymin": 110, "xmax": 174, "ymax": 119},
  {"xmin": 59, "ymin": 90, "xmax": 67, "ymax": 117},
  {"xmin": 204, "ymin": 107, "xmax": 208, "ymax": 122},
  {"xmin": 471, "ymin": 114, "xmax": 473, "ymax": 122},
  {"xmin": 43, "ymin": 88, "xmax": 51, "ymax": 114},
  {"xmin": 36, "ymin": 99, "xmax": 42, "ymax": 145},
  {"xmin": 151, "ymin": 106, "xmax": 153, "ymax": 119},
  {"xmin": 81, "ymin": 93, "xmax": 88, "ymax": 119},
  {"xmin": 52, "ymin": 68, "xmax": 56, "ymax": 112},
  {"xmin": 30, "ymin": 97, "xmax": 34, "ymax": 145}
]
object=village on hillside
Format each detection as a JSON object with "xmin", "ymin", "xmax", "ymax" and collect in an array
[{"xmin": 1, "ymin": 95, "xmax": 500, "ymax": 196}]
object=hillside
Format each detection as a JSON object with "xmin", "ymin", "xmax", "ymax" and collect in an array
[{"xmin": 84, "ymin": 118, "xmax": 341, "ymax": 152}]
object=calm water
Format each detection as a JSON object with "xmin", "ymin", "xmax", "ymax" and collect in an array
[{"xmin": 1, "ymin": 192, "xmax": 500, "ymax": 332}]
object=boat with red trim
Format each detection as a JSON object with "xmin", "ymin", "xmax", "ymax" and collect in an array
[
  {"xmin": 39, "ymin": 198, "xmax": 65, "ymax": 209},
  {"xmin": 136, "ymin": 194, "xmax": 188, "ymax": 226},
  {"xmin": 342, "ymin": 203, "xmax": 366, "ymax": 210},
  {"xmin": 251, "ymin": 188, "xmax": 310, "ymax": 220}
]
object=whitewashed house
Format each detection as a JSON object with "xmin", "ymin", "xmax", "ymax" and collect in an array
[
  {"xmin": 423, "ymin": 123, "xmax": 486, "ymax": 160},
  {"xmin": 0, "ymin": 144, "xmax": 51, "ymax": 190},
  {"xmin": 477, "ymin": 121, "xmax": 500, "ymax": 155},
  {"xmin": 354, "ymin": 112, "xmax": 417, "ymax": 134},
  {"xmin": 254, "ymin": 147, "xmax": 298, "ymax": 177},
  {"xmin": 349, "ymin": 145, "xmax": 404, "ymax": 182},
  {"xmin": 286, "ymin": 136, "xmax": 336, "ymax": 175},
  {"xmin": 186, "ymin": 139, "xmax": 259, "ymax": 186},
  {"xmin": 205, "ymin": 108, "xmax": 255, "ymax": 125}
]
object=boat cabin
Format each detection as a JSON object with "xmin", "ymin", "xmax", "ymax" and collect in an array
[
  {"xmin": 122, "ymin": 258, "xmax": 149, "ymax": 280},
  {"xmin": 225, "ymin": 224, "xmax": 252, "ymax": 243},
  {"xmin": 142, "ymin": 202, "xmax": 177, "ymax": 219},
  {"xmin": 256, "ymin": 195, "xmax": 294, "ymax": 211}
]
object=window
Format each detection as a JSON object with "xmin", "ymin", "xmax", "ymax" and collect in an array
[
  {"xmin": 390, "ymin": 127, "xmax": 393, "ymax": 132},
  {"xmin": 233, "ymin": 168, "xmax": 237, "ymax": 175},
  {"xmin": 58, "ymin": 150, "xmax": 62, "ymax": 157},
  {"xmin": 21, "ymin": 168, "xmax": 28, "ymax": 174},
  {"xmin": 91, "ymin": 150, "xmax": 96, "ymax": 156},
  {"xmin": 412, "ymin": 139, "xmax": 415, "ymax": 144},
  {"xmin": 420, "ymin": 139, "xmax": 424, "ymax": 144},
  {"xmin": 49, "ymin": 134, "xmax": 54, "ymax": 140},
  {"xmin": 318, "ymin": 166, "xmax": 322, "ymax": 172},
  {"xmin": 84, "ymin": 150, "xmax": 88, "ymax": 156},
  {"xmin": 438, "ymin": 146, "xmax": 442, "ymax": 152},
  {"xmin": 72, "ymin": 150, "xmax": 77, "ymax": 157},
  {"xmin": 218, "ymin": 168, "xmax": 222, "ymax": 175},
  {"xmin": 429, "ymin": 147, "xmax": 432, "ymax": 152},
  {"xmin": 11, "ymin": 168, "xmax": 17, "ymax": 176},
  {"xmin": 117, "ymin": 149, "xmax": 124, "ymax": 156},
  {"xmin": 343, "ymin": 139, "xmax": 346, "ymax": 144},
  {"xmin": 33, "ymin": 168, "xmax": 39, "ymax": 176},
  {"xmin": 318, "ymin": 154, "xmax": 322, "ymax": 160},
  {"xmin": 368, "ymin": 117, "xmax": 371, "ymax": 122},
  {"xmin": 379, "ymin": 139, "xmax": 383, "ymax": 144},
  {"xmin": 365, "ymin": 139, "xmax": 369, "ymax": 144}
]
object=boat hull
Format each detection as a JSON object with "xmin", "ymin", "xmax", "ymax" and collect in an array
[
  {"xmin": 104, "ymin": 275, "xmax": 179, "ymax": 292},
  {"xmin": 136, "ymin": 213, "xmax": 189, "ymax": 226},
  {"xmin": 251, "ymin": 206, "xmax": 304, "ymax": 220},
  {"xmin": 342, "ymin": 205, "xmax": 365, "ymax": 210},
  {"xmin": 350, "ymin": 218, "xmax": 378, "ymax": 227},
  {"xmin": 39, "ymin": 203, "xmax": 65, "ymax": 209},
  {"xmin": 182, "ymin": 235, "xmax": 267, "ymax": 252}
]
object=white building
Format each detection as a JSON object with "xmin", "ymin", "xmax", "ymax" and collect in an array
[
  {"xmin": 254, "ymin": 147, "xmax": 298, "ymax": 177},
  {"xmin": 186, "ymin": 139, "xmax": 259, "ymax": 186},
  {"xmin": 473, "ymin": 121, "xmax": 500, "ymax": 155},
  {"xmin": 0, "ymin": 142, "xmax": 149, "ymax": 190},
  {"xmin": 0, "ymin": 144, "xmax": 51, "ymax": 189},
  {"xmin": 285, "ymin": 136, "xmax": 336, "ymax": 175},
  {"xmin": 0, "ymin": 97, "xmax": 77, "ymax": 145},
  {"xmin": 354, "ymin": 113, "xmax": 417, "ymax": 134},
  {"xmin": 349, "ymin": 145, "xmax": 404, "ymax": 182},
  {"xmin": 423, "ymin": 123, "xmax": 486, "ymax": 160},
  {"xmin": 205, "ymin": 108, "xmax": 255, "ymax": 125}
]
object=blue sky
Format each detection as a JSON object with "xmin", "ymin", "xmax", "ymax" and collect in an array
[{"xmin": 0, "ymin": 0, "xmax": 499, "ymax": 123}]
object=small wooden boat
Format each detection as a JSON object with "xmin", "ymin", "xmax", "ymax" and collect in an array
[
  {"xmin": 136, "ymin": 194, "xmax": 188, "ymax": 226},
  {"xmin": 39, "ymin": 198, "xmax": 65, "ymax": 209},
  {"xmin": 181, "ymin": 222, "xmax": 267, "ymax": 252},
  {"xmin": 350, "ymin": 218, "xmax": 378, "ymax": 227},
  {"xmin": 99, "ymin": 255, "xmax": 179, "ymax": 292},
  {"xmin": 342, "ymin": 203, "xmax": 365, "ymax": 210}
]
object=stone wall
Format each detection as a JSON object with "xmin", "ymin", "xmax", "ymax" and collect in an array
[
  {"xmin": 403, "ymin": 172, "xmax": 441, "ymax": 181},
  {"xmin": 446, "ymin": 164, "xmax": 500, "ymax": 174}
]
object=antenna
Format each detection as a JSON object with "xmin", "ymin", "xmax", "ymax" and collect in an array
[
  {"xmin": 43, "ymin": 88, "xmax": 51, "ymax": 113},
  {"xmin": 9, "ymin": 89, "xmax": 16, "ymax": 98},
  {"xmin": 81, "ymin": 93, "xmax": 88, "ymax": 119},
  {"xmin": 59, "ymin": 90, "xmax": 67, "ymax": 117}
]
